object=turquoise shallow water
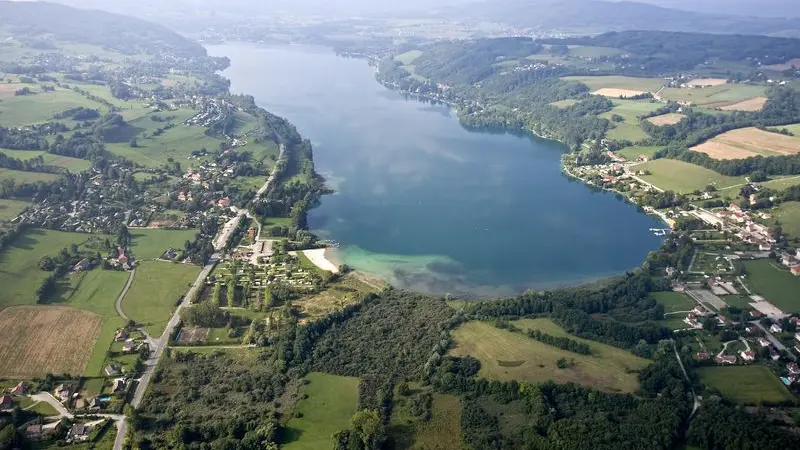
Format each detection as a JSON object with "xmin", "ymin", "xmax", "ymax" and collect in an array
[{"xmin": 209, "ymin": 44, "xmax": 665, "ymax": 297}]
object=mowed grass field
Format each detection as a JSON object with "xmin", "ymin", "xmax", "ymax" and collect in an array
[
  {"xmin": 697, "ymin": 365, "xmax": 793, "ymax": 404},
  {"xmin": 130, "ymin": 228, "xmax": 199, "ymax": 260},
  {"xmin": 450, "ymin": 319, "xmax": 649, "ymax": 393},
  {"xmin": 0, "ymin": 148, "xmax": 91, "ymax": 172},
  {"xmin": 600, "ymin": 99, "xmax": 662, "ymax": 142},
  {"xmin": 0, "ymin": 306, "xmax": 102, "ymax": 378},
  {"xmin": 282, "ymin": 372, "xmax": 360, "ymax": 450},
  {"xmin": 691, "ymin": 127, "xmax": 800, "ymax": 160},
  {"xmin": 561, "ymin": 75, "xmax": 664, "ymax": 93},
  {"xmin": 395, "ymin": 50, "xmax": 423, "ymax": 65},
  {"xmin": 122, "ymin": 261, "xmax": 200, "ymax": 335},
  {"xmin": 651, "ymin": 291, "xmax": 695, "ymax": 313},
  {"xmin": 762, "ymin": 201, "xmax": 800, "ymax": 240},
  {"xmin": 616, "ymin": 145, "xmax": 661, "ymax": 161},
  {"xmin": 647, "ymin": 113, "xmax": 685, "ymax": 126},
  {"xmin": 0, "ymin": 229, "xmax": 90, "ymax": 306},
  {"xmin": 0, "ymin": 198, "xmax": 30, "ymax": 222},
  {"xmin": 0, "ymin": 86, "xmax": 108, "ymax": 127},
  {"xmin": 742, "ymin": 260, "xmax": 800, "ymax": 314},
  {"xmin": 637, "ymin": 159, "xmax": 747, "ymax": 193},
  {"xmin": 660, "ymin": 84, "xmax": 766, "ymax": 110},
  {"xmin": 0, "ymin": 168, "xmax": 59, "ymax": 184}
]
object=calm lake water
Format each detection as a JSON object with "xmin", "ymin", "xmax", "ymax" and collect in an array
[{"xmin": 208, "ymin": 44, "xmax": 664, "ymax": 296}]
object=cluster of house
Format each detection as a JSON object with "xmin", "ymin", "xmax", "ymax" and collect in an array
[
  {"xmin": 184, "ymin": 98, "xmax": 229, "ymax": 127},
  {"xmin": 710, "ymin": 203, "xmax": 777, "ymax": 252},
  {"xmin": 780, "ymin": 249, "xmax": 800, "ymax": 277},
  {"xmin": 0, "ymin": 381, "xmax": 27, "ymax": 412},
  {"xmin": 23, "ymin": 419, "xmax": 99, "ymax": 443},
  {"xmin": 107, "ymin": 246, "xmax": 134, "ymax": 271}
]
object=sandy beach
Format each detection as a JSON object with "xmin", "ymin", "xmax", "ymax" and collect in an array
[{"xmin": 303, "ymin": 248, "xmax": 339, "ymax": 273}]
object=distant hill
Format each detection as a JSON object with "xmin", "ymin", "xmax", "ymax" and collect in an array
[
  {"xmin": 628, "ymin": 0, "xmax": 800, "ymax": 19},
  {"xmin": 0, "ymin": 1, "xmax": 206, "ymax": 57},
  {"xmin": 446, "ymin": 0, "xmax": 800, "ymax": 37}
]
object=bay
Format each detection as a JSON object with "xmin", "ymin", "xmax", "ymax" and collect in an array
[{"xmin": 208, "ymin": 44, "xmax": 665, "ymax": 297}]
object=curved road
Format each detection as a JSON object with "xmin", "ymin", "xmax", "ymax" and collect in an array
[{"xmin": 114, "ymin": 269, "xmax": 136, "ymax": 322}]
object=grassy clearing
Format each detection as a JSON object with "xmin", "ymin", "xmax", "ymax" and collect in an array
[
  {"xmin": 550, "ymin": 99, "xmax": 578, "ymax": 108},
  {"xmin": 600, "ymin": 99, "xmax": 662, "ymax": 142},
  {"xmin": 762, "ymin": 201, "xmax": 800, "ymax": 240},
  {"xmin": 282, "ymin": 372, "xmax": 360, "ymax": 450},
  {"xmin": 617, "ymin": 146, "xmax": 661, "ymax": 161},
  {"xmin": 0, "ymin": 87, "xmax": 106, "ymax": 127},
  {"xmin": 697, "ymin": 365, "xmax": 793, "ymax": 404},
  {"xmin": 0, "ymin": 198, "xmax": 30, "ymax": 222},
  {"xmin": 122, "ymin": 261, "xmax": 200, "ymax": 336},
  {"xmin": 647, "ymin": 113, "xmax": 685, "ymax": 126},
  {"xmin": 760, "ymin": 176, "xmax": 800, "ymax": 191},
  {"xmin": 0, "ymin": 229, "xmax": 90, "ymax": 306},
  {"xmin": 568, "ymin": 46, "xmax": 624, "ymax": 58},
  {"xmin": 660, "ymin": 84, "xmax": 766, "ymax": 109},
  {"xmin": 651, "ymin": 291, "xmax": 695, "ymax": 313},
  {"xmin": 742, "ymin": 260, "xmax": 800, "ymax": 314},
  {"xmin": 0, "ymin": 305, "xmax": 102, "ymax": 378},
  {"xmin": 0, "ymin": 168, "xmax": 59, "ymax": 184},
  {"xmin": 390, "ymin": 391, "xmax": 465, "ymax": 450},
  {"xmin": 0, "ymin": 149, "xmax": 91, "ymax": 172},
  {"xmin": 637, "ymin": 159, "xmax": 747, "ymax": 193},
  {"xmin": 450, "ymin": 319, "xmax": 649, "ymax": 393},
  {"xmin": 129, "ymin": 228, "xmax": 198, "ymax": 260},
  {"xmin": 395, "ymin": 50, "xmax": 423, "ymax": 65},
  {"xmin": 561, "ymin": 75, "xmax": 664, "ymax": 92}
]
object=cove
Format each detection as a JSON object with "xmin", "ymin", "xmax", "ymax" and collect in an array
[{"xmin": 208, "ymin": 44, "xmax": 665, "ymax": 297}]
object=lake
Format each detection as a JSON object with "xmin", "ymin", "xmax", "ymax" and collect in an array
[{"xmin": 208, "ymin": 44, "xmax": 665, "ymax": 297}]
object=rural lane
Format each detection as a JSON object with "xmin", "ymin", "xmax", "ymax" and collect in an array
[{"xmin": 114, "ymin": 269, "xmax": 136, "ymax": 322}]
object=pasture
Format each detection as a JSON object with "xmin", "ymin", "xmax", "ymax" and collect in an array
[
  {"xmin": 450, "ymin": 319, "xmax": 648, "ymax": 393},
  {"xmin": 390, "ymin": 391, "xmax": 464, "ymax": 450},
  {"xmin": 646, "ymin": 113, "xmax": 685, "ymax": 126},
  {"xmin": 719, "ymin": 97, "xmax": 768, "ymax": 112},
  {"xmin": 562, "ymin": 75, "xmax": 664, "ymax": 93},
  {"xmin": 282, "ymin": 372, "xmax": 360, "ymax": 450},
  {"xmin": 763, "ymin": 201, "xmax": 800, "ymax": 240},
  {"xmin": 0, "ymin": 86, "xmax": 107, "ymax": 127},
  {"xmin": 685, "ymin": 79, "xmax": 727, "ymax": 87},
  {"xmin": 600, "ymin": 99, "xmax": 662, "ymax": 142},
  {"xmin": 0, "ymin": 306, "xmax": 102, "ymax": 378},
  {"xmin": 0, "ymin": 198, "xmax": 30, "ymax": 222},
  {"xmin": 122, "ymin": 261, "xmax": 200, "ymax": 336},
  {"xmin": 742, "ymin": 260, "xmax": 800, "ymax": 314},
  {"xmin": 0, "ymin": 229, "xmax": 90, "ymax": 306},
  {"xmin": 660, "ymin": 84, "xmax": 766, "ymax": 110},
  {"xmin": 616, "ymin": 145, "xmax": 661, "ymax": 161},
  {"xmin": 697, "ymin": 365, "xmax": 793, "ymax": 404},
  {"xmin": 395, "ymin": 50, "xmax": 423, "ymax": 65},
  {"xmin": 691, "ymin": 127, "xmax": 800, "ymax": 160},
  {"xmin": 637, "ymin": 159, "xmax": 747, "ymax": 193},
  {"xmin": 0, "ymin": 168, "xmax": 59, "ymax": 184},
  {"xmin": 129, "ymin": 228, "xmax": 199, "ymax": 260},
  {"xmin": 0, "ymin": 149, "xmax": 91, "ymax": 172},
  {"xmin": 651, "ymin": 291, "xmax": 695, "ymax": 313}
]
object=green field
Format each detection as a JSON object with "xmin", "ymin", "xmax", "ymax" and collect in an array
[
  {"xmin": 395, "ymin": 50, "xmax": 423, "ymax": 65},
  {"xmin": 0, "ymin": 198, "xmax": 30, "ymax": 222},
  {"xmin": 129, "ymin": 228, "xmax": 198, "ymax": 260},
  {"xmin": 637, "ymin": 159, "xmax": 747, "ymax": 193},
  {"xmin": 122, "ymin": 261, "xmax": 200, "ymax": 336},
  {"xmin": 617, "ymin": 146, "xmax": 662, "ymax": 161},
  {"xmin": 0, "ymin": 149, "xmax": 91, "ymax": 172},
  {"xmin": 450, "ymin": 319, "xmax": 649, "ymax": 393},
  {"xmin": 0, "ymin": 229, "xmax": 90, "ymax": 306},
  {"xmin": 762, "ymin": 201, "xmax": 800, "ymax": 240},
  {"xmin": 0, "ymin": 168, "xmax": 59, "ymax": 184},
  {"xmin": 660, "ymin": 84, "xmax": 766, "ymax": 109},
  {"xmin": 600, "ymin": 99, "xmax": 662, "ymax": 142},
  {"xmin": 759, "ymin": 176, "xmax": 800, "ymax": 191},
  {"xmin": 568, "ymin": 46, "xmax": 624, "ymax": 58},
  {"xmin": 697, "ymin": 365, "xmax": 793, "ymax": 404},
  {"xmin": 651, "ymin": 291, "xmax": 695, "ymax": 313},
  {"xmin": 63, "ymin": 269, "xmax": 130, "ymax": 376},
  {"xmin": 282, "ymin": 372, "xmax": 360, "ymax": 450},
  {"xmin": 561, "ymin": 75, "xmax": 664, "ymax": 92},
  {"xmin": 0, "ymin": 86, "xmax": 107, "ymax": 127},
  {"xmin": 742, "ymin": 260, "xmax": 800, "ymax": 314},
  {"xmin": 390, "ymin": 391, "xmax": 465, "ymax": 450},
  {"xmin": 550, "ymin": 99, "xmax": 578, "ymax": 108}
]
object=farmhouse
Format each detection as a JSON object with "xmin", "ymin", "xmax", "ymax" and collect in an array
[
  {"xmin": 54, "ymin": 384, "xmax": 70, "ymax": 402},
  {"xmin": 69, "ymin": 424, "xmax": 90, "ymax": 442},
  {"xmin": 770, "ymin": 324, "xmax": 783, "ymax": 334},
  {"xmin": 105, "ymin": 364, "xmax": 121, "ymax": 376},
  {"xmin": 121, "ymin": 339, "xmax": 136, "ymax": 353},
  {"xmin": 114, "ymin": 328, "xmax": 128, "ymax": 341},
  {"xmin": 758, "ymin": 337, "xmax": 771, "ymax": 348},
  {"xmin": 10, "ymin": 381, "xmax": 26, "ymax": 396},
  {"xmin": 740, "ymin": 350, "xmax": 756, "ymax": 362},
  {"xmin": 112, "ymin": 378, "xmax": 127, "ymax": 395}
]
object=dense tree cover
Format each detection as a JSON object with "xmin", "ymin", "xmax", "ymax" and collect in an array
[
  {"xmin": 0, "ymin": 1, "xmax": 206, "ymax": 57},
  {"xmin": 0, "ymin": 126, "xmax": 49, "ymax": 150},
  {"xmin": 687, "ymin": 401, "xmax": 800, "ymax": 449},
  {"xmin": 544, "ymin": 31, "xmax": 800, "ymax": 74},
  {"xmin": 310, "ymin": 290, "xmax": 454, "ymax": 379}
]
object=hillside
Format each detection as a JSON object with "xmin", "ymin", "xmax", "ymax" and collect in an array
[
  {"xmin": 445, "ymin": 0, "xmax": 800, "ymax": 37},
  {"xmin": 0, "ymin": 1, "xmax": 205, "ymax": 57}
]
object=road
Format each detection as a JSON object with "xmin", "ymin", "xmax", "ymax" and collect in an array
[
  {"xmin": 671, "ymin": 341, "xmax": 700, "ymax": 417},
  {"xmin": 114, "ymin": 269, "xmax": 136, "ymax": 322},
  {"xmin": 752, "ymin": 321, "xmax": 795, "ymax": 361}
]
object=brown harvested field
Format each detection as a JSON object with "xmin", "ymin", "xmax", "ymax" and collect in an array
[
  {"xmin": 0, "ymin": 84, "xmax": 26, "ymax": 98},
  {"xmin": 0, "ymin": 306, "xmax": 102, "ymax": 378},
  {"xmin": 763, "ymin": 58, "xmax": 800, "ymax": 71},
  {"xmin": 691, "ymin": 127, "xmax": 800, "ymax": 160},
  {"xmin": 686, "ymin": 78, "xmax": 727, "ymax": 87},
  {"xmin": 647, "ymin": 113, "xmax": 685, "ymax": 126},
  {"xmin": 719, "ymin": 97, "xmax": 768, "ymax": 112},
  {"xmin": 592, "ymin": 88, "xmax": 649, "ymax": 98}
]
